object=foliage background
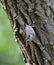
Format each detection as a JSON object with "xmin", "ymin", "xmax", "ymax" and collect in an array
[{"xmin": 0, "ymin": 5, "xmax": 25, "ymax": 65}]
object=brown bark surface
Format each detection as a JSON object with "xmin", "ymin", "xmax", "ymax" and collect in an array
[{"xmin": 0, "ymin": 0, "xmax": 54, "ymax": 65}]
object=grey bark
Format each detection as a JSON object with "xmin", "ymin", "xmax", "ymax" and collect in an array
[{"xmin": 0, "ymin": 0, "xmax": 54, "ymax": 65}]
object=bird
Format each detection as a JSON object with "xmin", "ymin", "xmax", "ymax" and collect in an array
[
  {"xmin": 25, "ymin": 25, "xmax": 36, "ymax": 41},
  {"xmin": 17, "ymin": 16, "xmax": 36, "ymax": 41}
]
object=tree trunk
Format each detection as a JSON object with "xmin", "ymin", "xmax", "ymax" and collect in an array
[{"xmin": 0, "ymin": 0, "xmax": 54, "ymax": 65}]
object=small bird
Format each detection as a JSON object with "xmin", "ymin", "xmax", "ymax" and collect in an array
[{"xmin": 25, "ymin": 25, "xmax": 36, "ymax": 41}]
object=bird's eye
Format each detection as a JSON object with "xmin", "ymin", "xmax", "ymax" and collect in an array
[
  {"xmin": 27, "ymin": 34, "xmax": 33, "ymax": 41},
  {"xmin": 28, "ymin": 35, "xmax": 30, "ymax": 39}
]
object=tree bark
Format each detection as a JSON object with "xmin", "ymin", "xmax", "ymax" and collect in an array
[{"xmin": 0, "ymin": 0, "xmax": 54, "ymax": 65}]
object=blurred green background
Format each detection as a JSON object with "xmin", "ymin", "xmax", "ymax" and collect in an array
[{"xmin": 0, "ymin": 5, "xmax": 25, "ymax": 65}]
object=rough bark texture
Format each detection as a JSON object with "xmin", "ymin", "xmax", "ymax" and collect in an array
[{"xmin": 0, "ymin": 0, "xmax": 54, "ymax": 65}]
